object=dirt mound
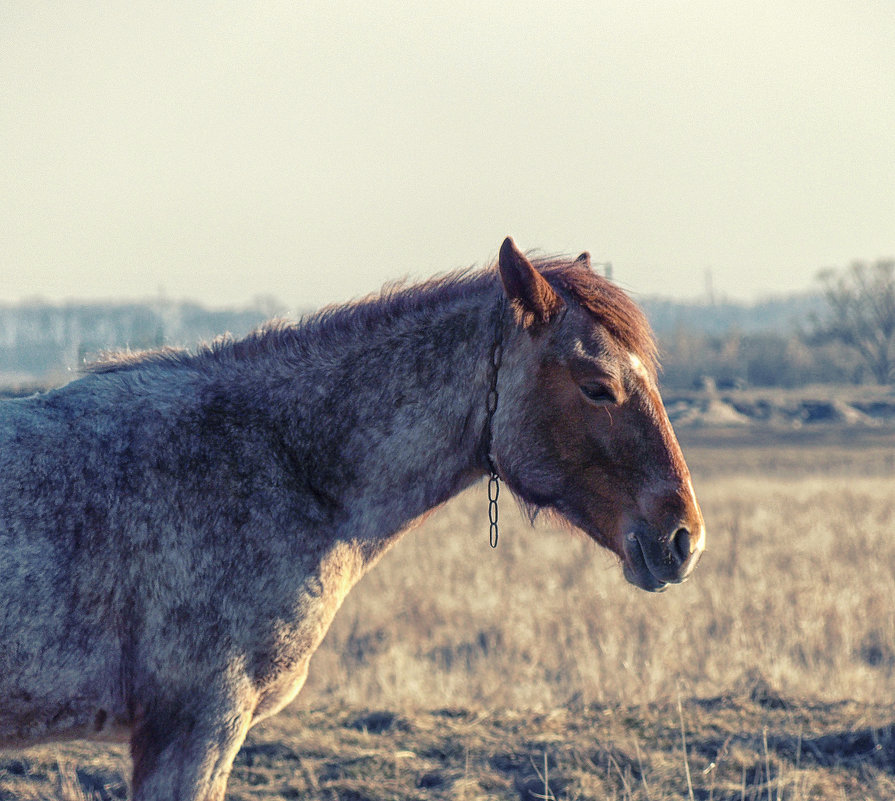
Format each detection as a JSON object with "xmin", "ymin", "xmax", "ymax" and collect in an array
[
  {"xmin": 667, "ymin": 391, "xmax": 889, "ymax": 428},
  {"xmin": 668, "ymin": 398, "xmax": 752, "ymax": 427},
  {"xmin": 793, "ymin": 399, "xmax": 874, "ymax": 425}
]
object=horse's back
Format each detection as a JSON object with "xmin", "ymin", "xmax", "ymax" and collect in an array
[
  {"xmin": 0, "ymin": 382, "xmax": 116, "ymax": 547},
  {"xmin": 0, "ymin": 384, "xmax": 140, "ymax": 742}
]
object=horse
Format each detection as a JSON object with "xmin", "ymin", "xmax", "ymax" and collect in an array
[{"xmin": 0, "ymin": 238, "xmax": 704, "ymax": 800}]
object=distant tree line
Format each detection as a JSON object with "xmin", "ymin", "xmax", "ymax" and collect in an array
[
  {"xmin": 657, "ymin": 328, "xmax": 862, "ymax": 390},
  {"xmin": 0, "ymin": 300, "xmax": 275, "ymax": 383},
  {"xmin": 812, "ymin": 259, "xmax": 895, "ymax": 384},
  {"xmin": 654, "ymin": 258, "xmax": 895, "ymax": 389}
]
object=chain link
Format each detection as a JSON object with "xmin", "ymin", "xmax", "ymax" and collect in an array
[
  {"xmin": 485, "ymin": 305, "xmax": 505, "ymax": 548},
  {"xmin": 488, "ymin": 470, "xmax": 500, "ymax": 547}
]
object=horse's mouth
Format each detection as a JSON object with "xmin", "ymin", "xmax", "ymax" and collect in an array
[{"xmin": 622, "ymin": 533, "xmax": 670, "ymax": 593}]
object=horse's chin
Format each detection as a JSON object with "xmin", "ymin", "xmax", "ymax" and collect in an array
[
  {"xmin": 536, "ymin": 503, "xmax": 671, "ymax": 592},
  {"xmin": 621, "ymin": 534, "xmax": 670, "ymax": 593}
]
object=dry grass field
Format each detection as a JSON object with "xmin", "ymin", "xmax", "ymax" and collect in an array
[{"xmin": 1, "ymin": 419, "xmax": 894, "ymax": 799}]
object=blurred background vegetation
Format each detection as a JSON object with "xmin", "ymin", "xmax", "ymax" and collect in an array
[{"xmin": 1, "ymin": 259, "xmax": 893, "ymax": 391}]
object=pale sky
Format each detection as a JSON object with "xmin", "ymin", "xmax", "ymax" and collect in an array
[{"xmin": 1, "ymin": 1, "xmax": 893, "ymax": 309}]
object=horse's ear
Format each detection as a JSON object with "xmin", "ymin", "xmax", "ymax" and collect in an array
[
  {"xmin": 498, "ymin": 237, "xmax": 565, "ymax": 325},
  {"xmin": 575, "ymin": 251, "xmax": 591, "ymax": 269}
]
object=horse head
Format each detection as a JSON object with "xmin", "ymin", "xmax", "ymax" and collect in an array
[{"xmin": 492, "ymin": 237, "xmax": 704, "ymax": 591}]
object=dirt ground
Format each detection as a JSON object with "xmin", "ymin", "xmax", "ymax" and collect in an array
[{"xmin": 1, "ymin": 692, "xmax": 893, "ymax": 800}]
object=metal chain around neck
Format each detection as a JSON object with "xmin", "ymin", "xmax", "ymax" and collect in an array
[{"xmin": 485, "ymin": 301, "xmax": 505, "ymax": 548}]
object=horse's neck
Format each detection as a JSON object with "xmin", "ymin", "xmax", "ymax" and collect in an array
[{"xmin": 288, "ymin": 286, "xmax": 498, "ymax": 543}]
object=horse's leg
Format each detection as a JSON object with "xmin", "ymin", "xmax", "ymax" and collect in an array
[{"xmin": 129, "ymin": 692, "xmax": 254, "ymax": 801}]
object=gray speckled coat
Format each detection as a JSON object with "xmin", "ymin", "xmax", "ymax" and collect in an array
[{"xmin": 0, "ymin": 239, "xmax": 703, "ymax": 799}]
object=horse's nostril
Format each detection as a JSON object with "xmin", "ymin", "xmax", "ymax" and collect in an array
[{"xmin": 671, "ymin": 527, "xmax": 691, "ymax": 564}]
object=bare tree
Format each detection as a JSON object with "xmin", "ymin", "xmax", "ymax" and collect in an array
[{"xmin": 815, "ymin": 259, "xmax": 895, "ymax": 384}]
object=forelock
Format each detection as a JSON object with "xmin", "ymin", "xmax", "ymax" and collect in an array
[{"xmin": 536, "ymin": 258, "xmax": 659, "ymax": 379}]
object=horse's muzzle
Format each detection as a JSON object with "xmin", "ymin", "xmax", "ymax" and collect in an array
[{"xmin": 622, "ymin": 524, "xmax": 704, "ymax": 592}]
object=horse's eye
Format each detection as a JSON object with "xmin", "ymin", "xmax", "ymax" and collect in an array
[{"xmin": 580, "ymin": 384, "xmax": 617, "ymax": 405}]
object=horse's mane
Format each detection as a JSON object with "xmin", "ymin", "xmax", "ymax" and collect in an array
[
  {"xmin": 87, "ymin": 255, "xmax": 658, "ymax": 378},
  {"xmin": 86, "ymin": 268, "xmax": 488, "ymax": 375}
]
